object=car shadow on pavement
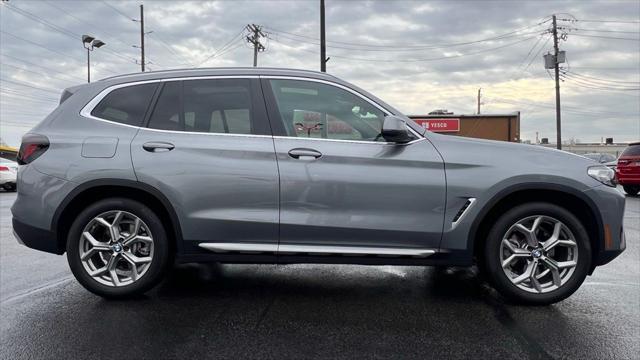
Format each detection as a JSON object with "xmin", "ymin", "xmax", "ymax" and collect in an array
[{"xmin": 1, "ymin": 263, "xmax": 590, "ymax": 359}]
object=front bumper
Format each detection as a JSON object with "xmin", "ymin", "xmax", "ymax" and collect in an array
[
  {"xmin": 13, "ymin": 217, "xmax": 64, "ymax": 254},
  {"xmin": 584, "ymin": 185, "xmax": 626, "ymax": 268}
]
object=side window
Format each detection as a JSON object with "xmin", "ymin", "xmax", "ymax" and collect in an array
[
  {"xmin": 147, "ymin": 79, "xmax": 253, "ymax": 134},
  {"xmin": 268, "ymin": 79, "xmax": 386, "ymax": 141},
  {"xmin": 147, "ymin": 81, "xmax": 182, "ymax": 131},
  {"xmin": 91, "ymin": 83, "xmax": 158, "ymax": 126}
]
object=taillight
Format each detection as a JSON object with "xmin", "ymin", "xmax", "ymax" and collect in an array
[
  {"xmin": 0, "ymin": 166, "xmax": 9, "ymax": 171},
  {"xmin": 17, "ymin": 133, "xmax": 49, "ymax": 165}
]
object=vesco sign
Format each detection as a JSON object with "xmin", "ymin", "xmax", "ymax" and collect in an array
[{"xmin": 412, "ymin": 118, "xmax": 460, "ymax": 133}]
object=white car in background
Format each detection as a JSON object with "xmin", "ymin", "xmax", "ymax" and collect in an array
[{"xmin": 0, "ymin": 158, "xmax": 17, "ymax": 191}]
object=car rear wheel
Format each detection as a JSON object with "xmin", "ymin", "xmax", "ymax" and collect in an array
[
  {"xmin": 66, "ymin": 198, "xmax": 170, "ymax": 298},
  {"xmin": 622, "ymin": 185, "xmax": 639, "ymax": 196},
  {"xmin": 3, "ymin": 183, "xmax": 16, "ymax": 191},
  {"xmin": 482, "ymin": 202, "xmax": 591, "ymax": 305}
]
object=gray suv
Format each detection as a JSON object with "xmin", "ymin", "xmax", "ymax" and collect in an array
[{"xmin": 12, "ymin": 68, "xmax": 625, "ymax": 304}]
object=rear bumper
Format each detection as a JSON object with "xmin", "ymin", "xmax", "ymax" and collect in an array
[
  {"xmin": 13, "ymin": 217, "xmax": 63, "ymax": 255},
  {"xmin": 617, "ymin": 177, "xmax": 640, "ymax": 185}
]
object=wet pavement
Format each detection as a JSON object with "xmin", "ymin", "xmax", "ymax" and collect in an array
[{"xmin": 1, "ymin": 191, "xmax": 638, "ymax": 359}]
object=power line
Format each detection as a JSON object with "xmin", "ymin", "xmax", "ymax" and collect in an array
[
  {"xmin": 563, "ymin": 70, "xmax": 640, "ymax": 85},
  {"xmin": 147, "ymin": 32, "xmax": 194, "ymax": 67},
  {"xmin": 521, "ymin": 35, "xmax": 552, "ymax": 74},
  {"xmin": 0, "ymin": 63, "xmax": 78, "ymax": 84},
  {"xmin": 0, "ymin": 78, "xmax": 61, "ymax": 94},
  {"xmin": 0, "ymin": 53, "xmax": 86, "ymax": 81},
  {"xmin": 566, "ymin": 19, "xmax": 640, "ymax": 24},
  {"xmin": 1, "ymin": 91, "xmax": 59, "ymax": 104},
  {"xmin": 3, "ymin": 2, "xmax": 77, "ymax": 38},
  {"xmin": 0, "ymin": 30, "xmax": 79, "ymax": 61},
  {"xmin": 488, "ymin": 97, "xmax": 638, "ymax": 117},
  {"xmin": 99, "ymin": 0, "xmax": 135, "ymax": 21},
  {"xmin": 561, "ymin": 74, "xmax": 640, "ymax": 91},
  {"xmin": 197, "ymin": 28, "xmax": 246, "ymax": 67},
  {"xmin": 270, "ymin": 29, "xmax": 546, "ymax": 52},
  {"xmin": 2, "ymin": 2, "xmax": 137, "ymax": 64},
  {"xmin": 264, "ymin": 18, "xmax": 551, "ymax": 50},
  {"xmin": 0, "ymin": 32, "xmax": 119, "ymax": 77},
  {"xmin": 271, "ymin": 35, "xmax": 539, "ymax": 63},
  {"xmin": 572, "ymin": 28, "xmax": 640, "ymax": 34},
  {"xmin": 1, "ymin": 88, "xmax": 59, "ymax": 102},
  {"xmin": 569, "ymin": 33, "xmax": 640, "ymax": 41},
  {"xmin": 44, "ymin": 1, "xmax": 136, "ymax": 51}
]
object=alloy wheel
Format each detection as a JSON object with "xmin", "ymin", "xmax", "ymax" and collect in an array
[
  {"xmin": 79, "ymin": 210, "xmax": 154, "ymax": 287},
  {"xmin": 500, "ymin": 215, "xmax": 578, "ymax": 294}
]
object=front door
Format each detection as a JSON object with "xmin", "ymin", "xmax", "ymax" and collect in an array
[
  {"xmin": 131, "ymin": 78, "xmax": 279, "ymax": 255},
  {"xmin": 263, "ymin": 78, "xmax": 446, "ymax": 256}
]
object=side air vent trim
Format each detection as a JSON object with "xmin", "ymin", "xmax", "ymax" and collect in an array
[{"xmin": 452, "ymin": 198, "xmax": 476, "ymax": 229}]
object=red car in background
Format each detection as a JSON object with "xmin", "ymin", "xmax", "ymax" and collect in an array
[{"xmin": 616, "ymin": 142, "xmax": 640, "ymax": 196}]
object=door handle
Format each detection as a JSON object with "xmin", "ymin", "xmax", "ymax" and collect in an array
[
  {"xmin": 288, "ymin": 148, "xmax": 322, "ymax": 160},
  {"xmin": 143, "ymin": 141, "xmax": 175, "ymax": 152}
]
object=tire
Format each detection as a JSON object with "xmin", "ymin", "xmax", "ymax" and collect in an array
[
  {"xmin": 482, "ymin": 202, "xmax": 591, "ymax": 305},
  {"xmin": 3, "ymin": 183, "xmax": 16, "ymax": 192},
  {"xmin": 66, "ymin": 198, "xmax": 170, "ymax": 298},
  {"xmin": 623, "ymin": 185, "xmax": 639, "ymax": 196}
]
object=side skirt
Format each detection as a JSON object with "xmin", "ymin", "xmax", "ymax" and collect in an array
[{"xmin": 198, "ymin": 242, "xmax": 436, "ymax": 258}]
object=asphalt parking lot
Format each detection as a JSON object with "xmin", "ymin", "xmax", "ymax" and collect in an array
[{"xmin": 0, "ymin": 190, "xmax": 638, "ymax": 359}]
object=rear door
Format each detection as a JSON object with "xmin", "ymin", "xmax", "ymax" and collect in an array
[
  {"xmin": 131, "ymin": 77, "xmax": 279, "ymax": 255},
  {"xmin": 263, "ymin": 77, "xmax": 446, "ymax": 256}
]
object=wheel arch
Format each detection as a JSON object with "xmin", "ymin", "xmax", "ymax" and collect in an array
[
  {"xmin": 470, "ymin": 183, "xmax": 603, "ymax": 273},
  {"xmin": 53, "ymin": 179, "xmax": 183, "ymax": 256}
]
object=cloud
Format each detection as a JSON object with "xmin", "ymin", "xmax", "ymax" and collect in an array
[{"xmin": 1, "ymin": 0, "xmax": 638, "ymax": 146}]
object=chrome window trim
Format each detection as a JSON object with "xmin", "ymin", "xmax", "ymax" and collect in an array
[
  {"xmin": 78, "ymin": 74, "xmax": 423, "ymax": 144},
  {"xmin": 272, "ymin": 135, "xmax": 424, "ymax": 145},
  {"xmin": 137, "ymin": 127, "xmax": 272, "ymax": 138},
  {"xmin": 78, "ymin": 75, "xmax": 260, "ymax": 130},
  {"xmin": 262, "ymin": 75, "xmax": 423, "ymax": 143},
  {"xmin": 198, "ymin": 242, "xmax": 436, "ymax": 258}
]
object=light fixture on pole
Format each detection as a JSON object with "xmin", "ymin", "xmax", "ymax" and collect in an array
[{"xmin": 82, "ymin": 35, "xmax": 105, "ymax": 83}]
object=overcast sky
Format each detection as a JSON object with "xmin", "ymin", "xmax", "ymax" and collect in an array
[{"xmin": 1, "ymin": 0, "xmax": 639, "ymax": 147}]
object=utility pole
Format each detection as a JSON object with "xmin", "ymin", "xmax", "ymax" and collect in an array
[
  {"xmin": 246, "ymin": 24, "xmax": 265, "ymax": 67},
  {"xmin": 140, "ymin": 4, "xmax": 145, "ymax": 72},
  {"xmin": 320, "ymin": 0, "xmax": 328, "ymax": 72},
  {"xmin": 552, "ymin": 14, "xmax": 562, "ymax": 150},
  {"xmin": 477, "ymin": 88, "xmax": 482, "ymax": 114}
]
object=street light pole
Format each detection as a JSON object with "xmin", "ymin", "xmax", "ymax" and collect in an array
[
  {"xmin": 82, "ymin": 35, "xmax": 106, "ymax": 83},
  {"xmin": 86, "ymin": 46, "xmax": 91, "ymax": 83}
]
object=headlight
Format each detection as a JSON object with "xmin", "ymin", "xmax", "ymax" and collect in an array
[{"xmin": 587, "ymin": 165, "xmax": 617, "ymax": 187}]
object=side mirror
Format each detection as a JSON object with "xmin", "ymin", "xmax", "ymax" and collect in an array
[{"xmin": 381, "ymin": 115, "xmax": 412, "ymax": 143}]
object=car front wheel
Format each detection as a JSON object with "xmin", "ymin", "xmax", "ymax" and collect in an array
[
  {"xmin": 483, "ymin": 202, "xmax": 591, "ymax": 305},
  {"xmin": 66, "ymin": 198, "xmax": 170, "ymax": 298}
]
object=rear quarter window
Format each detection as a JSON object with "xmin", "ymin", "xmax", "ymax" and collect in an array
[{"xmin": 90, "ymin": 83, "xmax": 158, "ymax": 126}]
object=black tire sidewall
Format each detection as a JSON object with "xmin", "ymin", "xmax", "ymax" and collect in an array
[
  {"xmin": 623, "ymin": 185, "xmax": 639, "ymax": 196},
  {"xmin": 483, "ymin": 202, "xmax": 591, "ymax": 305},
  {"xmin": 66, "ymin": 197, "xmax": 170, "ymax": 298}
]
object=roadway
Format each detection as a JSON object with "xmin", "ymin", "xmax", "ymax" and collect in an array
[{"xmin": 1, "ymin": 190, "xmax": 638, "ymax": 359}]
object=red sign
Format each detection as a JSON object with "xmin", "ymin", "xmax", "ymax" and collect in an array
[{"xmin": 412, "ymin": 118, "xmax": 460, "ymax": 132}]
